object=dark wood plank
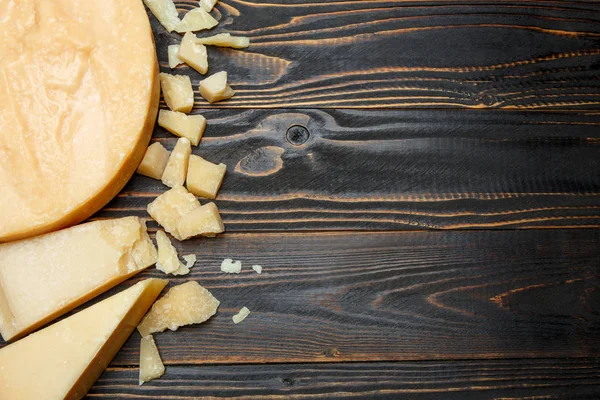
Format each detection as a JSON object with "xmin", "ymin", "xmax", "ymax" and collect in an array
[
  {"xmin": 88, "ymin": 359, "xmax": 600, "ymax": 399},
  {"xmin": 148, "ymin": 1, "xmax": 600, "ymax": 109},
  {"xmin": 7, "ymin": 229, "xmax": 596, "ymax": 364},
  {"xmin": 96, "ymin": 109, "xmax": 600, "ymax": 230}
]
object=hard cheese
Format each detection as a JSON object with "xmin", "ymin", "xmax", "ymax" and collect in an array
[
  {"xmin": 0, "ymin": 0, "xmax": 160, "ymax": 242},
  {"xmin": 0, "ymin": 278, "xmax": 167, "ymax": 400},
  {"xmin": 0, "ymin": 217, "xmax": 158, "ymax": 341}
]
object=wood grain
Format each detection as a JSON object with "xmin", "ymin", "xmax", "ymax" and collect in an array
[
  {"xmin": 9, "ymin": 229, "xmax": 595, "ymax": 365},
  {"xmin": 148, "ymin": 0, "xmax": 600, "ymax": 109},
  {"xmin": 96, "ymin": 109, "xmax": 600, "ymax": 230},
  {"xmin": 88, "ymin": 359, "xmax": 600, "ymax": 399}
]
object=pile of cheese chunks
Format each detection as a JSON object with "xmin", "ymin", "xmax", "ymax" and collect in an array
[{"xmin": 136, "ymin": 0, "xmax": 252, "ymax": 385}]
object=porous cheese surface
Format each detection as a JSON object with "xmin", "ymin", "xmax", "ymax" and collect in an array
[
  {"xmin": 0, "ymin": 278, "xmax": 167, "ymax": 400},
  {"xmin": 0, "ymin": 217, "xmax": 158, "ymax": 342},
  {"xmin": 147, "ymin": 186, "xmax": 201, "ymax": 240},
  {"xmin": 139, "ymin": 335, "xmax": 165, "ymax": 385},
  {"xmin": 0, "ymin": 0, "xmax": 160, "ymax": 242},
  {"xmin": 186, "ymin": 155, "xmax": 227, "ymax": 199},
  {"xmin": 137, "ymin": 281, "xmax": 220, "ymax": 337}
]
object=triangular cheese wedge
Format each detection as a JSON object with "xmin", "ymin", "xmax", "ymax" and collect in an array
[
  {"xmin": 0, "ymin": 217, "xmax": 158, "ymax": 341},
  {"xmin": 0, "ymin": 278, "xmax": 167, "ymax": 400}
]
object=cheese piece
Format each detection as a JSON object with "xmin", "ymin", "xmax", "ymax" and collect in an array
[
  {"xmin": 143, "ymin": 0, "xmax": 181, "ymax": 32},
  {"xmin": 155, "ymin": 230, "xmax": 182, "ymax": 274},
  {"xmin": 199, "ymin": 71, "xmax": 235, "ymax": 103},
  {"xmin": 177, "ymin": 202, "xmax": 225, "ymax": 239},
  {"xmin": 137, "ymin": 142, "xmax": 171, "ymax": 180},
  {"xmin": 175, "ymin": 8, "xmax": 218, "ymax": 33},
  {"xmin": 139, "ymin": 335, "xmax": 165, "ymax": 385},
  {"xmin": 232, "ymin": 307, "xmax": 251, "ymax": 324},
  {"xmin": 0, "ymin": 278, "xmax": 167, "ymax": 400},
  {"xmin": 252, "ymin": 265, "xmax": 263, "ymax": 274},
  {"xmin": 194, "ymin": 33, "xmax": 250, "ymax": 49},
  {"xmin": 160, "ymin": 73, "xmax": 195, "ymax": 113},
  {"xmin": 137, "ymin": 281, "xmax": 219, "ymax": 337},
  {"xmin": 0, "ymin": 0, "xmax": 160, "ymax": 243},
  {"xmin": 200, "ymin": 0, "xmax": 218, "ymax": 12},
  {"xmin": 158, "ymin": 110, "xmax": 207, "ymax": 146},
  {"xmin": 161, "ymin": 137, "xmax": 192, "ymax": 188},
  {"xmin": 179, "ymin": 32, "xmax": 209, "ymax": 75},
  {"xmin": 147, "ymin": 186, "xmax": 201, "ymax": 240},
  {"xmin": 182, "ymin": 254, "xmax": 197, "ymax": 269},
  {"xmin": 186, "ymin": 155, "xmax": 226, "ymax": 199},
  {"xmin": 168, "ymin": 45, "xmax": 184, "ymax": 68},
  {"xmin": 221, "ymin": 259, "xmax": 242, "ymax": 274},
  {"xmin": 0, "ymin": 217, "xmax": 157, "ymax": 342}
]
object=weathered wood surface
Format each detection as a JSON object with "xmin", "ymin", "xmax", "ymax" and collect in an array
[
  {"xmin": 149, "ymin": 0, "xmax": 600, "ymax": 109},
  {"xmin": 97, "ymin": 109, "xmax": 600, "ymax": 230},
  {"xmin": 88, "ymin": 358, "xmax": 600, "ymax": 399},
  {"xmin": 8, "ymin": 229, "xmax": 591, "ymax": 366}
]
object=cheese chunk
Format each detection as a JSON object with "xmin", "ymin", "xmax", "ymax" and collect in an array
[
  {"xmin": 199, "ymin": 71, "xmax": 235, "ymax": 103},
  {"xmin": 147, "ymin": 186, "xmax": 201, "ymax": 240},
  {"xmin": 158, "ymin": 110, "xmax": 207, "ymax": 146},
  {"xmin": 168, "ymin": 45, "xmax": 184, "ymax": 68},
  {"xmin": 194, "ymin": 33, "xmax": 250, "ymax": 49},
  {"xmin": 139, "ymin": 335, "xmax": 165, "ymax": 385},
  {"xmin": 143, "ymin": 0, "xmax": 181, "ymax": 32},
  {"xmin": 252, "ymin": 265, "xmax": 263, "ymax": 274},
  {"xmin": 0, "ymin": 0, "xmax": 160, "ymax": 242},
  {"xmin": 232, "ymin": 307, "xmax": 251, "ymax": 324},
  {"xmin": 175, "ymin": 8, "xmax": 218, "ymax": 33},
  {"xmin": 179, "ymin": 32, "xmax": 209, "ymax": 75},
  {"xmin": 162, "ymin": 137, "xmax": 192, "ymax": 188},
  {"xmin": 160, "ymin": 73, "xmax": 195, "ymax": 113},
  {"xmin": 0, "ymin": 217, "xmax": 157, "ymax": 342},
  {"xmin": 155, "ymin": 230, "xmax": 182, "ymax": 274},
  {"xmin": 186, "ymin": 155, "xmax": 227, "ymax": 199},
  {"xmin": 138, "ymin": 281, "xmax": 220, "ymax": 337},
  {"xmin": 221, "ymin": 259, "xmax": 242, "ymax": 274},
  {"xmin": 200, "ymin": 0, "xmax": 218, "ymax": 12},
  {"xmin": 0, "ymin": 278, "xmax": 167, "ymax": 400},
  {"xmin": 137, "ymin": 142, "xmax": 171, "ymax": 180},
  {"xmin": 177, "ymin": 202, "xmax": 225, "ymax": 240}
]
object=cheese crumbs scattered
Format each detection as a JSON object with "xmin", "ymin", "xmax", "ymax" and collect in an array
[
  {"xmin": 252, "ymin": 265, "xmax": 263, "ymax": 274},
  {"xmin": 137, "ymin": 281, "xmax": 220, "ymax": 337},
  {"xmin": 232, "ymin": 307, "xmax": 250, "ymax": 324},
  {"xmin": 221, "ymin": 259, "xmax": 242, "ymax": 273}
]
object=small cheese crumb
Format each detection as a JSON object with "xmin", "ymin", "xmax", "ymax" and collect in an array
[
  {"xmin": 175, "ymin": 7, "xmax": 218, "ymax": 33},
  {"xmin": 193, "ymin": 33, "xmax": 250, "ymax": 49},
  {"xmin": 232, "ymin": 307, "xmax": 250, "ymax": 324},
  {"xmin": 200, "ymin": 0, "xmax": 218, "ymax": 12},
  {"xmin": 172, "ymin": 254, "xmax": 196, "ymax": 276},
  {"xmin": 220, "ymin": 258, "xmax": 241, "ymax": 273},
  {"xmin": 143, "ymin": 0, "xmax": 180, "ymax": 32},
  {"xmin": 155, "ymin": 229, "xmax": 181, "ymax": 274},
  {"xmin": 251, "ymin": 265, "xmax": 262, "ymax": 274}
]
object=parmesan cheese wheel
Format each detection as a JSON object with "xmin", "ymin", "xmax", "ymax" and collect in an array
[{"xmin": 0, "ymin": 0, "xmax": 160, "ymax": 242}]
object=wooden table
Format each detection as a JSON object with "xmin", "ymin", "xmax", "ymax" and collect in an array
[{"xmin": 15, "ymin": 0, "xmax": 600, "ymax": 398}]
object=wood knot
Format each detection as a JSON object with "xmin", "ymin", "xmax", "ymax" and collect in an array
[
  {"xmin": 235, "ymin": 146, "xmax": 284, "ymax": 177},
  {"xmin": 286, "ymin": 125, "xmax": 310, "ymax": 146}
]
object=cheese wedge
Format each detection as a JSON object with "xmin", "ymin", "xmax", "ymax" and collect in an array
[
  {"xmin": 0, "ymin": 278, "xmax": 167, "ymax": 400},
  {"xmin": 0, "ymin": 217, "xmax": 158, "ymax": 342},
  {"xmin": 0, "ymin": 0, "xmax": 160, "ymax": 242}
]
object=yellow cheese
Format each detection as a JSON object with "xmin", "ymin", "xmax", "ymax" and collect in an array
[
  {"xmin": 137, "ymin": 142, "xmax": 171, "ymax": 180},
  {"xmin": 199, "ymin": 71, "xmax": 235, "ymax": 103},
  {"xmin": 193, "ymin": 33, "xmax": 250, "ymax": 49},
  {"xmin": 200, "ymin": 0, "xmax": 218, "ymax": 12},
  {"xmin": 139, "ymin": 335, "xmax": 165, "ymax": 385},
  {"xmin": 186, "ymin": 155, "xmax": 227, "ymax": 199},
  {"xmin": 147, "ymin": 186, "xmax": 201, "ymax": 240},
  {"xmin": 143, "ymin": 0, "xmax": 181, "ymax": 33},
  {"xmin": 162, "ymin": 137, "xmax": 192, "ymax": 188},
  {"xmin": 138, "ymin": 281, "xmax": 219, "ymax": 337},
  {"xmin": 179, "ymin": 32, "xmax": 209, "ymax": 75},
  {"xmin": 0, "ymin": 217, "xmax": 157, "ymax": 341},
  {"xmin": 0, "ymin": 278, "xmax": 167, "ymax": 400},
  {"xmin": 160, "ymin": 73, "xmax": 195, "ymax": 113},
  {"xmin": 0, "ymin": 0, "xmax": 160, "ymax": 243},
  {"xmin": 168, "ymin": 45, "xmax": 184, "ymax": 69},
  {"xmin": 175, "ymin": 8, "xmax": 218, "ymax": 33},
  {"xmin": 177, "ymin": 202, "xmax": 225, "ymax": 240},
  {"xmin": 155, "ymin": 229, "xmax": 182, "ymax": 274},
  {"xmin": 158, "ymin": 110, "xmax": 206, "ymax": 146}
]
